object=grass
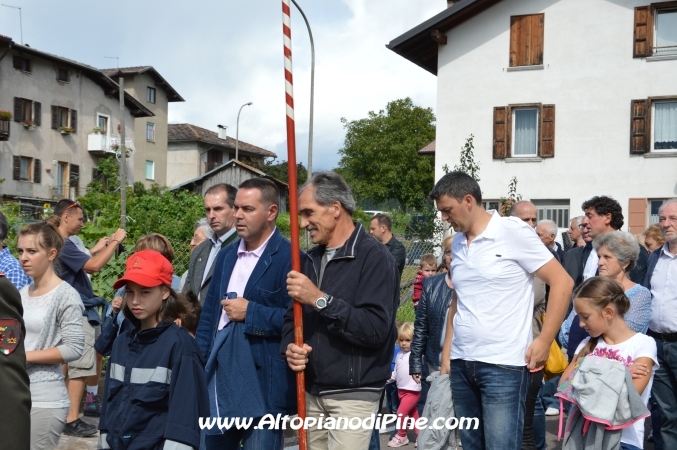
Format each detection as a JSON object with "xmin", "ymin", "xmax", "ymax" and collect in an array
[{"xmin": 396, "ymin": 297, "xmax": 416, "ymax": 323}]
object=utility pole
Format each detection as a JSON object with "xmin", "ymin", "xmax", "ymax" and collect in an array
[{"xmin": 119, "ymin": 77, "xmax": 126, "ymax": 229}]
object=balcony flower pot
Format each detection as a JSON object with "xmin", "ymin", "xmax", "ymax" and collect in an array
[
  {"xmin": 59, "ymin": 126, "xmax": 74, "ymax": 135},
  {"xmin": 0, "ymin": 110, "xmax": 12, "ymax": 121},
  {"xmin": 22, "ymin": 121, "xmax": 37, "ymax": 131}
]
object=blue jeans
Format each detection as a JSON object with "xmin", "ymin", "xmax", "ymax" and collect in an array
[
  {"xmin": 204, "ymin": 417, "xmax": 283, "ymax": 450},
  {"xmin": 451, "ymin": 359, "xmax": 528, "ymax": 450},
  {"xmin": 620, "ymin": 443, "xmax": 642, "ymax": 450},
  {"xmin": 540, "ymin": 376, "xmax": 560, "ymax": 410},
  {"xmin": 652, "ymin": 338, "xmax": 677, "ymax": 449}
]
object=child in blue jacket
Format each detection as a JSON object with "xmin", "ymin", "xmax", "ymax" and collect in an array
[{"xmin": 98, "ymin": 250, "xmax": 209, "ymax": 450}]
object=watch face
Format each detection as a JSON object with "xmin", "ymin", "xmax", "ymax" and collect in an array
[{"xmin": 316, "ymin": 298, "xmax": 327, "ymax": 309}]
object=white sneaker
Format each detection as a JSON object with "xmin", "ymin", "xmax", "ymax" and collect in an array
[{"xmin": 545, "ymin": 407, "xmax": 560, "ymax": 416}]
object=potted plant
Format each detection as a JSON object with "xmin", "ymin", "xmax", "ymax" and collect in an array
[
  {"xmin": 0, "ymin": 110, "xmax": 12, "ymax": 121},
  {"xmin": 21, "ymin": 120, "xmax": 37, "ymax": 130},
  {"xmin": 59, "ymin": 126, "xmax": 74, "ymax": 135},
  {"xmin": 92, "ymin": 126, "xmax": 101, "ymax": 134}
]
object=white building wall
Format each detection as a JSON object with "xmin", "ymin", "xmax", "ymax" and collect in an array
[
  {"xmin": 0, "ymin": 50, "xmax": 136, "ymax": 200},
  {"xmin": 435, "ymin": 0, "xmax": 677, "ymax": 228},
  {"xmin": 167, "ymin": 141, "xmax": 200, "ymax": 187}
]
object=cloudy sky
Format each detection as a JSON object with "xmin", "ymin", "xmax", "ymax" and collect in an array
[{"xmin": 0, "ymin": 0, "xmax": 440, "ymax": 171}]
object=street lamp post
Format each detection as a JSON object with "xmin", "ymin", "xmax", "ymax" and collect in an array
[
  {"xmin": 235, "ymin": 102, "xmax": 253, "ymax": 161},
  {"xmin": 290, "ymin": 0, "xmax": 314, "ymax": 180}
]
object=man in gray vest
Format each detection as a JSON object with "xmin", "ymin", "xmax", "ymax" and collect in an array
[{"xmin": 184, "ymin": 183, "xmax": 238, "ymax": 303}]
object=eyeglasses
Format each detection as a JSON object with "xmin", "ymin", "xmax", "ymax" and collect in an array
[
  {"xmin": 67, "ymin": 201, "xmax": 81, "ymax": 209},
  {"xmin": 578, "ymin": 224, "xmax": 590, "ymax": 230}
]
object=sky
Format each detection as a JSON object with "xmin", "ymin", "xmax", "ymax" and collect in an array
[{"xmin": 0, "ymin": 0, "xmax": 440, "ymax": 171}]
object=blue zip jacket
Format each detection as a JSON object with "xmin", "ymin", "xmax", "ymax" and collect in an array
[
  {"xmin": 195, "ymin": 228, "xmax": 297, "ymax": 414},
  {"xmin": 98, "ymin": 322, "xmax": 209, "ymax": 450}
]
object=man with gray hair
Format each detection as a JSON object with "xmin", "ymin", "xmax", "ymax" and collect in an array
[
  {"xmin": 0, "ymin": 212, "xmax": 30, "ymax": 290},
  {"xmin": 536, "ymin": 219, "xmax": 565, "ymax": 262},
  {"xmin": 282, "ymin": 171, "xmax": 399, "ymax": 449},
  {"xmin": 568, "ymin": 216, "xmax": 585, "ymax": 249},
  {"xmin": 644, "ymin": 198, "xmax": 677, "ymax": 447}
]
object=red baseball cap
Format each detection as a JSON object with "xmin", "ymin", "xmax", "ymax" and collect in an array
[{"xmin": 113, "ymin": 250, "xmax": 174, "ymax": 289}]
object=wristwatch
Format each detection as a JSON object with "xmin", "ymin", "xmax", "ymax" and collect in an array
[{"xmin": 314, "ymin": 294, "xmax": 332, "ymax": 311}]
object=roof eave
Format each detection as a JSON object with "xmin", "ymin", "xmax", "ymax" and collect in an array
[{"xmin": 386, "ymin": 0, "xmax": 501, "ymax": 75}]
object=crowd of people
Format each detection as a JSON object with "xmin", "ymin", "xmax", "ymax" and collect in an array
[{"xmin": 0, "ymin": 170, "xmax": 675, "ymax": 450}]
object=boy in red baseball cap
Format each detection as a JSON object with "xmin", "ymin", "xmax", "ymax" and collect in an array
[{"xmin": 98, "ymin": 250, "xmax": 209, "ymax": 450}]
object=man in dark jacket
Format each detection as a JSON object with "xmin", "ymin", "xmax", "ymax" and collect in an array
[
  {"xmin": 0, "ymin": 271, "xmax": 31, "ymax": 450},
  {"xmin": 369, "ymin": 213, "xmax": 406, "ymax": 278},
  {"xmin": 283, "ymin": 172, "xmax": 399, "ymax": 449},
  {"xmin": 197, "ymin": 178, "xmax": 296, "ymax": 449}
]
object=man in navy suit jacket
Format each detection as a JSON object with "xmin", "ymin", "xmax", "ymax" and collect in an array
[{"xmin": 195, "ymin": 178, "xmax": 296, "ymax": 450}]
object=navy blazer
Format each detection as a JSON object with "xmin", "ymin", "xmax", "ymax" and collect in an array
[{"xmin": 195, "ymin": 228, "xmax": 297, "ymax": 414}]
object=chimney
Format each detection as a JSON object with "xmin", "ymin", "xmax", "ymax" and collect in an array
[
  {"xmin": 217, "ymin": 125, "xmax": 228, "ymax": 140},
  {"xmin": 447, "ymin": 1, "xmax": 457, "ymax": 7}
]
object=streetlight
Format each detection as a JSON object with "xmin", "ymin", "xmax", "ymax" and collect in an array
[
  {"xmin": 235, "ymin": 102, "xmax": 253, "ymax": 161},
  {"xmin": 290, "ymin": 0, "xmax": 315, "ymax": 179}
]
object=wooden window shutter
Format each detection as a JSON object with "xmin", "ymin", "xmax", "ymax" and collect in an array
[
  {"xmin": 510, "ymin": 14, "xmax": 544, "ymax": 67},
  {"xmin": 13, "ymin": 97, "xmax": 22, "ymax": 122},
  {"xmin": 630, "ymin": 99, "xmax": 649, "ymax": 154},
  {"xmin": 33, "ymin": 159, "xmax": 41, "ymax": 184},
  {"xmin": 70, "ymin": 109, "xmax": 77, "ymax": 133},
  {"xmin": 628, "ymin": 198, "xmax": 648, "ymax": 234},
  {"xmin": 493, "ymin": 106, "xmax": 508, "ymax": 159},
  {"xmin": 13, "ymin": 156, "xmax": 21, "ymax": 181},
  {"xmin": 69, "ymin": 164, "xmax": 80, "ymax": 188},
  {"xmin": 633, "ymin": 6, "xmax": 652, "ymax": 58},
  {"xmin": 34, "ymin": 102, "xmax": 41, "ymax": 126},
  {"xmin": 539, "ymin": 104, "xmax": 555, "ymax": 158},
  {"xmin": 12, "ymin": 55, "xmax": 22, "ymax": 70},
  {"xmin": 51, "ymin": 105, "xmax": 58, "ymax": 129}
]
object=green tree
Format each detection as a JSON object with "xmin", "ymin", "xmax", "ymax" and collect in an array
[
  {"xmin": 452, "ymin": 134, "xmax": 480, "ymax": 181},
  {"xmin": 263, "ymin": 160, "xmax": 308, "ymax": 184},
  {"xmin": 337, "ymin": 98, "xmax": 436, "ymax": 210},
  {"xmin": 500, "ymin": 176, "xmax": 523, "ymax": 216}
]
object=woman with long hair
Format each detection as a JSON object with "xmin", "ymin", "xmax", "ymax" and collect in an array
[{"xmin": 17, "ymin": 217, "xmax": 85, "ymax": 449}]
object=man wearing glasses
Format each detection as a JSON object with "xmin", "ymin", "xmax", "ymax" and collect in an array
[{"xmin": 54, "ymin": 199, "xmax": 127, "ymax": 437}]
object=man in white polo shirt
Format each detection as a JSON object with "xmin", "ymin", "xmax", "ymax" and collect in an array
[{"xmin": 433, "ymin": 172, "xmax": 573, "ymax": 450}]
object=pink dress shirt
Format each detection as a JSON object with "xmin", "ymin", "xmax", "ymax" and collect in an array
[{"xmin": 217, "ymin": 230, "xmax": 275, "ymax": 330}]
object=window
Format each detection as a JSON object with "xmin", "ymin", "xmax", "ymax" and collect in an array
[
  {"xmin": 533, "ymin": 200, "xmax": 570, "ymax": 228},
  {"xmin": 56, "ymin": 162, "xmax": 68, "ymax": 197},
  {"xmin": 650, "ymin": 199, "xmax": 668, "ymax": 224},
  {"xmin": 20, "ymin": 99, "xmax": 32, "ymax": 122},
  {"xmin": 51, "ymin": 105, "xmax": 77, "ymax": 132},
  {"xmin": 12, "ymin": 156, "xmax": 41, "ymax": 183},
  {"xmin": 513, "ymin": 108, "xmax": 539, "ymax": 156},
  {"xmin": 146, "ymin": 122, "xmax": 155, "ymax": 141},
  {"xmin": 13, "ymin": 97, "xmax": 41, "ymax": 126},
  {"xmin": 97, "ymin": 114, "xmax": 109, "ymax": 134},
  {"xmin": 483, "ymin": 200, "xmax": 501, "ymax": 211},
  {"xmin": 145, "ymin": 160, "xmax": 155, "ymax": 180},
  {"xmin": 653, "ymin": 101, "xmax": 677, "ymax": 150},
  {"xmin": 509, "ymin": 14, "xmax": 544, "ymax": 67},
  {"xmin": 493, "ymin": 104, "xmax": 555, "ymax": 159},
  {"xmin": 147, "ymin": 87, "xmax": 156, "ymax": 104},
  {"xmin": 58, "ymin": 68, "xmax": 69, "ymax": 82},
  {"xmin": 634, "ymin": 3, "xmax": 677, "ymax": 57},
  {"xmin": 630, "ymin": 97, "xmax": 677, "ymax": 153},
  {"xmin": 12, "ymin": 55, "xmax": 30, "ymax": 72}
]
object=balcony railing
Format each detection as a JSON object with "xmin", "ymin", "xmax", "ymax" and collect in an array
[{"xmin": 88, "ymin": 134, "xmax": 135, "ymax": 155}]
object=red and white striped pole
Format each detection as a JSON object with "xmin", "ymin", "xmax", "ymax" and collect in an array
[{"xmin": 282, "ymin": 1, "xmax": 307, "ymax": 449}]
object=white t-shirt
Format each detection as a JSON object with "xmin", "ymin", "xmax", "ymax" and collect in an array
[
  {"xmin": 450, "ymin": 211, "xmax": 554, "ymax": 366},
  {"xmin": 575, "ymin": 333, "xmax": 658, "ymax": 449}
]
